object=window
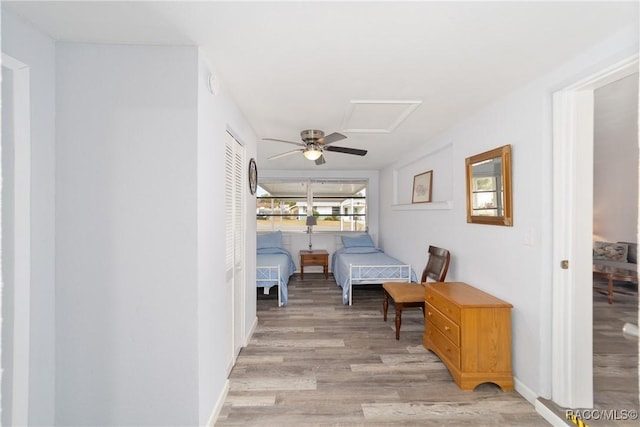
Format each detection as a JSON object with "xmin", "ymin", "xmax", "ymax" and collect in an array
[
  {"xmin": 257, "ymin": 179, "xmax": 367, "ymax": 232},
  {"xmin": 471, "ymin": 175, "xmax": 503, "ymax": 217}
]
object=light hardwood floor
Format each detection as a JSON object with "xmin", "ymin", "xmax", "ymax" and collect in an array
[
  {"xmin": 217, "ymin": 275, "xmax": 548, "ymax": 426},
  {"xmin": 542, "ymin": 278, "xmax": 639, "ymax": 427},
  {"xmin": 590, "ymin": 278, "xmax": 639, "ymax": 427}
]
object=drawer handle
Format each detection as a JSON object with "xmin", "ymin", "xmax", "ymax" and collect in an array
[
  {"xmin": 427, "ymin": 311, "xmax": 433, "ymax": 317},
  {"xmin": 444, "ymin": 326, "xmax": 451, "ymax": 331}
]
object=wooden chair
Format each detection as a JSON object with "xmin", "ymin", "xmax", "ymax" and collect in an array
[{"xmin": 382, "ymin": 246, "xmax": 451, "ymax": 340}]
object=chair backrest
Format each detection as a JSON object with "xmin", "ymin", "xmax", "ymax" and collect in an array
[{"xmin": 421, "ymin": 246, "xmax": 451, "ymax": 282}]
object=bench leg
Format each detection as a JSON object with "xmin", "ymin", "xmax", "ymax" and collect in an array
[
  {"xmin": 394, "ymin": 303, "xmax": 403, "ymax": 340},
  {"xmin": 383, "ymin": 290, "xmax": 389, "ymax": 321}
]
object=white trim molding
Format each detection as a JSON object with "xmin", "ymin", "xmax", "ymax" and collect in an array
[
  {"xmin": 207, "ymin": 380, "xmax": 230, "ymax": 427},
  {"xmin": 551, "ymin": 54, "xmax": 638, "ymax": 409},
  {"xmin": 340, "ymin": 100, "xmax": 422, "ymax": 133},
  {"xmin": 391, "ymin": 201, "xmax": 453, "ymax": 211},
  {"xmin": 2, "ymin": 53, "xmax": 32, "ymax": 427}
]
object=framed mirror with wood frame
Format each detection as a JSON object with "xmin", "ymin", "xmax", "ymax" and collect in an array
[{"xmin": 465, "ymin": 144, "xmax": 512, "ymax": 226}]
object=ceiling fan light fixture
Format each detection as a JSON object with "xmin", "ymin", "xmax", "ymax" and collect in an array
[
  {"xmin": 303, "ymin": 145, "xmax": 322, "ymax": 161},
  {"xmin": 264, "ymin": 129, "xmax": 362, "ymax": 165}
]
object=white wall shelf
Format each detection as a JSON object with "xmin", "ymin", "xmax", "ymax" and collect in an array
[
  {"xmin": 391, "ymin": 141, "xmax": 454, "ymax": 206},
  {"xmin": 391, "ymin": 201, "xmax": 453, "ymax": 211}
]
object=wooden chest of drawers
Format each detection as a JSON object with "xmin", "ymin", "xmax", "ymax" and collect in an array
[{"xmin": 423, "ymin": 282, "xmax": 513, "ymax": 391}]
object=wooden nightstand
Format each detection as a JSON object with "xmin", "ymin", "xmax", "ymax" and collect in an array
[{"xmin": 299, "ymin": 250, "xmax": 329, "ymax": 280}]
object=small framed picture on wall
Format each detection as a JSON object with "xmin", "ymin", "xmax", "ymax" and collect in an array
[{"xmin": 412, "ymin": 170, "xmax": 433, "ymax": 203}]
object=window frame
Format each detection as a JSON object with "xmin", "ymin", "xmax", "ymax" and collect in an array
[{"xmin": 256, "ymin": 178, "xmax": 369, "ymax": 233}]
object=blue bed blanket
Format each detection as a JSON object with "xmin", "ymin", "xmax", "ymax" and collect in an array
[
  {"xmin": 332, "ymin": 246, "xmax": 417, "ymax": 305},
  {"xmin": 257, "ymin": 247, "xmax": 296, "ymax": 305}
]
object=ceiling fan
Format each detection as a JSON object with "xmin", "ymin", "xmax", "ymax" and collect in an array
[{"xmin": 263, "ymin": 129, "xmax": 367, "ymax": 165}]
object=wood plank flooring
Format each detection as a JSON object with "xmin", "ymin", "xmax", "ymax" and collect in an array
[
  {"xmin": 591, "ymin": 278, "xmax": 639, "ymax": 427},
  {"xmin": 540, "ymin": 278, "xmax": 639, "ymax": 427},
  {"xmin": 216, "ymin": 275, "xmax": 547, "ymax": 426}
]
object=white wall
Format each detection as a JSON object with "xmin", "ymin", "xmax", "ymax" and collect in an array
[
  {"xmin": 55, "ymin": 43, "xmax": 200, "ymax": 426},
  {"xmin": 196, "ymin": 52, "xmax": 258, "ymax": 425},
  {"xmin": 379, "ymin": 25, "xmax": 638, "ymax": 401},
  {"xmin": 2, "ymin": 12, "xmax": 259, "ymax": 425},
  {"xmin": 593, "ymin": 73, "xmax": 639, "ymax": 243},
  {"xmin": 1, "ymin": 9, "xmax": 56, "ymax": 426}
]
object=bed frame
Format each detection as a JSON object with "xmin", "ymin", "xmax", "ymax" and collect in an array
[
  {"xmin": 256, "ymin": 265, "xmax": 282, "ymax": 307},
  {"xmin": 256, "ymin": 233, "xmax": 292, "ymax": 307},
  {"xmin": 335, "ymin": 235, "xmax": 413, "ymax": 305},
  {"xmin": 347, "ymin": 264, "xmax": 412, "ymax": 305}
]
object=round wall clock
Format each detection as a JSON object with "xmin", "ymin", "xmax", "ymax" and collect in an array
[{"xmin": 248, "ymin": 158, "xmax": 258, "ymax": 195}]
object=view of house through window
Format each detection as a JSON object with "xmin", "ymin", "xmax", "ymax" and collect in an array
[{"xmin": 257, "ymin": 179, "xmax": 367, "ymax": 232}]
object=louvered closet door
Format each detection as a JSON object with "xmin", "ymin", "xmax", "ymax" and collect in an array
[{"xmin": 225, "ymin": 132, "xmax": 245, "ymax": 365}]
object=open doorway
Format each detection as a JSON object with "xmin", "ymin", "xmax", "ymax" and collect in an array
[
  {"xmin": 549, "ymin": 56, "xmax": 639, "ymax": 413},
  {"xmin": 592, "ymin": 72, "xmax": 639, "ymax": 411}
]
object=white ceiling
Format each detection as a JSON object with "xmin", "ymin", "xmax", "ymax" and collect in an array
[{"xmin": 4, "ymin": 1, "xmax": 638, "ymax": 170}]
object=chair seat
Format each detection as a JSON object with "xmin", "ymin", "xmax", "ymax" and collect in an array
[
  {"xmin": 383, "ymin": 282, "xmax": 426, "ymax": 303},
  {"xmin": 382, "ymin": 245, "xmax": 450, "ymax": 340}
]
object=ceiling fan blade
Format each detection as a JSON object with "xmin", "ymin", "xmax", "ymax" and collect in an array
[
  {"xmin": 315, "ymin": 154, "xmax": 326, "ymax": 166},
  {"xmin": 320, "ymin": 132, "xmax": 347, "ymax": 146},
  {"xmin": 262, "ymin": 138, "xmax": 305, "ymax": 147},
  {"xmin": 267, "ymin": 149, "xmax": 302, "ymax": 160},
  {"xmin": 324, "ymin": 146, "xmax": 367, "ymax": 156}
]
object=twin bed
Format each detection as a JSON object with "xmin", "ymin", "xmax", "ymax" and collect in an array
[
  {"xmin": 257, "ymin": 231, "xmax": 416, "ymax": 306},
  {"xmin": 332, "ymin": 234, "xmax": 417, "ymax": 305},
  {"xmin": 256, "ymin": 231, "xmax": 295, "ymax": 307}
]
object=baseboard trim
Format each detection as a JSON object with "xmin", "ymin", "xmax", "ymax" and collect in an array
[
  {"xmin": 514, "ymin": 378, "xmax": 571, "ymax": 426},
  {"xmin": 207, "ymin": 379, "xmax": 230, "ymax": 427},
  {"xmin": 245, "ymin": 316, "xmax": 258, "ymax": 346},
  {"xmin": 514, "ymin": 377, "xmax": 537, "ymax": 405},
  {"xmin": 211, "ymin": 317, "xmax": 258, "ymax": 426},
  {"xmin": 210, "ymin": 318, "xmax": 257, "ymax": 426},
  {"xmin": 535, "ymin": 398, "xmax": 573, "ymax": 426}
]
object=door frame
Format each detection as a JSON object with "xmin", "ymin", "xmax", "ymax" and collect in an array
[
  {"xmin": 2, "ymin": 53, "xmax": 32, "ymax": 427},
  {"xmin": 551, "ymin": 55, "xmax": 638, "ymax": 409}
]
